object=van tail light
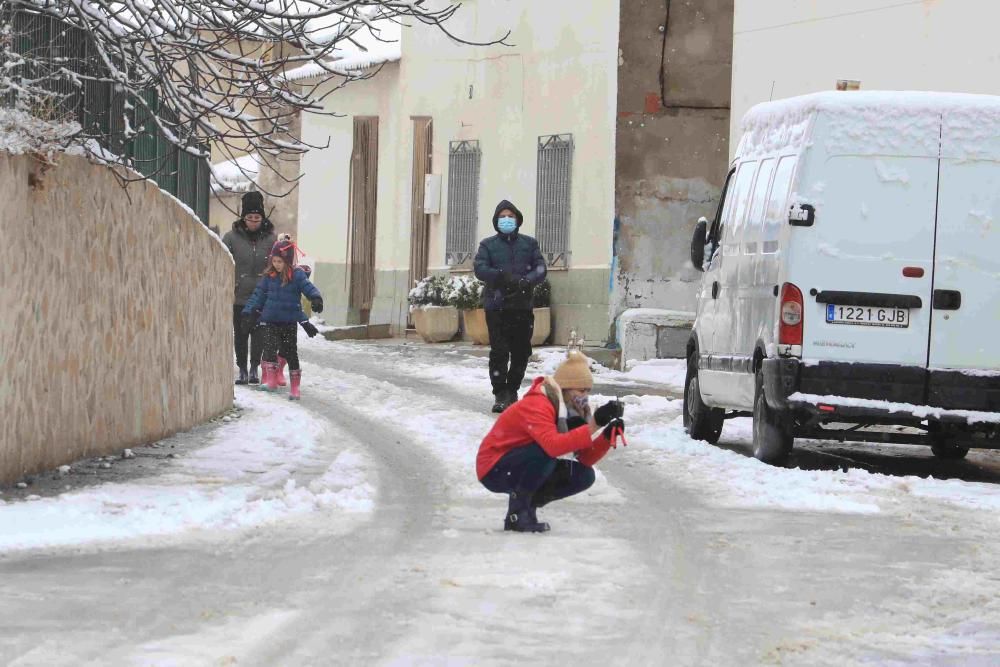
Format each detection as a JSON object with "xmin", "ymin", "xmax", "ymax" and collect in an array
[{"xmin": 779, "ymin": 282, "xmax": 804, "ymax": 346}]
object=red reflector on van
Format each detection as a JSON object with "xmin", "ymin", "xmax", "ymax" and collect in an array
[
  {"xmin": 818, "ymin": 405, "xmax": 836, "ymax": 413},
  {"xmin": 903, "ymin": 267, "xmax": 925, "ymax": 278}
]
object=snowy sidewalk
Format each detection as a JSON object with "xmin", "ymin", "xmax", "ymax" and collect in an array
[{"xmin": 0, "ymin": 389, "xmax": 375, "ymax": 553}]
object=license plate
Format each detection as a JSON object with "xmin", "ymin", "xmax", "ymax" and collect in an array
[{"xmin": 826, "ymin": 304, "xmax": 910, "ymax": 328}]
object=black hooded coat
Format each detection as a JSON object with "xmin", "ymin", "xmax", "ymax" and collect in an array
[
  {"xmin": 222, "ymin": 217, "xmax": 277, "ymax": 305},
  {"xmin": 473, "ymin": 199, "xmax": 547, "ymax": 311}
]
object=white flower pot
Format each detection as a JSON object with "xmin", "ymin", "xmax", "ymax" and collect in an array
[
  {"xmin": 411, "ymin": 305, "xmax": 460, "ymax": 343},
  {"xmin": 532, "ymin": 307, "xmax": 552, "ymax": 346},
  {"xmin": 463, "ymin": 308, "xmax": 491, "ymax": 345}
]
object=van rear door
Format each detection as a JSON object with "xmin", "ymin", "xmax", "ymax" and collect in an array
[
  {"xmin": 795, "ymin": 152, "xmax": 938, "ymax": 372},
  {"xmin": 928, "ymin": 119, "xmax": 1000, "ymax": 378}
]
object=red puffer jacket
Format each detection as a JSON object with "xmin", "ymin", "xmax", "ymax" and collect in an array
[{"xmin": 476, "ymin": 376, "xmax": 613, "ymax": 480}]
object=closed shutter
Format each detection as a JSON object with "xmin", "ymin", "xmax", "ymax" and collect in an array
[
  {"xmin": 409, "ymin": 118, "xmax": 433, "ymax": 288},
  {"xmin": 348, "ymin": 116, "xmax": 379, "ymax": 320},
  {"xmin": 445, "ymin": 140, "xmax": 481, "ymax": 267},
  {"xmin": 536, "ymin": 134, "xmax": 574, "ymax": 268}
]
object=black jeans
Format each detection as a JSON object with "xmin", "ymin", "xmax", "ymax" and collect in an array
[
  {"xmin": 480, "ymin": 443, "xmax": 596, "ymax": 508},
  {"xmin": 261, "ymin": 324, "xmax": 300, "ymax": 371},
  {"xmin": 233, "ymin": 305, "xmax": 264, "ymax": 371},
  {"xmin": 486, "ymin": 309, "xmax": 534, "ymax": 397}
]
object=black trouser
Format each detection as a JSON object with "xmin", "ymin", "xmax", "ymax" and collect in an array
[
  {"xmin": 233, "ymin": 305, "xmax": 265, "ymax": 371},
  {"xmin": 481, "ymin": 443, "xmax": 596, "ymax": 508},
  {"xmin": 486, "ymin": 309, "xmax": 534, "ymax": 397},
  {"xmin": 261, "ymin": 324, "xmax": 300, "ymax": 371}
]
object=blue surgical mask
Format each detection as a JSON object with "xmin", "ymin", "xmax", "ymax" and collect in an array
[{"xmin": 497, "ymin": 217, "xmax": 517, "ymax": 234}]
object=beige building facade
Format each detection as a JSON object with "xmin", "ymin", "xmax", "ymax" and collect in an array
[
  {"xmin": 732, "ymin": 0, "xmax": 997, "ymax": 150},
  {"xmin": 297, "ymin": 2, "xmax": 620, "ymax": 344},
  {"xmin": 296, "ymin": 1, "xmax": 737, "ymax": 346}
]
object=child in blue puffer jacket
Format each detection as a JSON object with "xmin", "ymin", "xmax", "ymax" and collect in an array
[{"xmin": 242, "ymin": 235, "xmax": 323, "ymax": 400}]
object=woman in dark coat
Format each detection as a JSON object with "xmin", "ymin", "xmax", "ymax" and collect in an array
[{"xmin": 222, "ymin": 191, "xmax": 276, "ymax": 384}]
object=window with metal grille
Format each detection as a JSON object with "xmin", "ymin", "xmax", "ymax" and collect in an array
[
  {"xmin": 536, "ymin": 134, "xmax": 574, "ymax": 267},
  {"xmin": 445, "ymin": 140, "xmax": 481, "ymax": 267}
]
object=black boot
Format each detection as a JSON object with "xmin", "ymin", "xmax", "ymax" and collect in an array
[
  {"xmin": 492, "ymin": 393, "xmax": 506, "ymax": 413},
  {"xmin": 503, "ymin": 492, "xmax": 550, "ymax": 533},
  {"xmin": 248, "ymin": 364, "xmax": 260, "ymax": 385},
  {"xmin": 235, "ymin": 368, "xmax": 249, "ymax": 385}
]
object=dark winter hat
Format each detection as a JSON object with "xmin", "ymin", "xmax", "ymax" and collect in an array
[
  {"xmin": 241, "ymin": 191, "xmax": 266, "ymax": 217},
  {"xmin": 492, "ymin": 199, "xmax": 524, "ymax": 232},
  {"xmin": 270, "ymin": 233, "xmax": 296, "ymax": 266}
]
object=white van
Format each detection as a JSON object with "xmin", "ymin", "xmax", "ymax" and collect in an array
[{"xmin": 685, "ymin": 91, "xmax": 1000, "ymax": 464}]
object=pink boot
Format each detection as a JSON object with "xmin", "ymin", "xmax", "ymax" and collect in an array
[
  {"xmin": 289, "ymin": 369, "xmax": 302, "ymax": 401},
  {"xmin": 256, "ymin": 362, "xmax": 270, "ymax": 390},
  {"xmin": 276, "ymin": 356, "xmax": 288, "ymax": 387},
  {"xmin": 263, "ymin": 361, "xmax": 281, "ymax": 392}
]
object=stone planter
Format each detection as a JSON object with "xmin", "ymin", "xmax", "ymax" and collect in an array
[
  {"xmin": 532, "ymin": 307, "xmax": 552, "ymax": 346},
  {"xmin": 463, "ymin": 308, "xmax": 491, "ymax": 345},
  {"xmin": 411, "ymin": 305, "xmax": 459, "ymax": 343}
]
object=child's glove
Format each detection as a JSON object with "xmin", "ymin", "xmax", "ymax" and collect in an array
[
  {"xmin": 594, "ymin": 400, "xmax": 625, "ymax": 426},
  {"xmin": 300, "ymin": 321, "xmax": 319, "ymax": 338},
  {"xmin": 310, "ymin": 297, "xmax": 324, "ymax": 313}
]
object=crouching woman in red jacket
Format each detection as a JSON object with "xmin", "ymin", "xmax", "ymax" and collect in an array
[{"xmin": 476, "ymin": 351, "xmax": 626, "ymax": 533}]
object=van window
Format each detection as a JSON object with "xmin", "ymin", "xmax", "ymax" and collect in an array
[
  {"xmin": 722, "ymin": 161, "xmax": 756, "ymax": 252},
  {"xmin": 744, "ymin": 158, "xmax": 775, "ymax": 255},
  {"xmin": 761, "ymin": 156, "xmax": 797, "ymax": 253}
]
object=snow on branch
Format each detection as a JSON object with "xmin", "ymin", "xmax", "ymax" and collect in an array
[{"xmin": 1, "ymin": 1, "xmax": 510, "ymax": 197}]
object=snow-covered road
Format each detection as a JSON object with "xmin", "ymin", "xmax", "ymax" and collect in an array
[{"xmin": 2, "ymin": 336, "xmax": 1000, "ymax": 665}]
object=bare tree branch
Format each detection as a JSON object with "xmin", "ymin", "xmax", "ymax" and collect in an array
[{"xmin": 1, "ymin": 1, "xmax": 510, "ymax": 201}]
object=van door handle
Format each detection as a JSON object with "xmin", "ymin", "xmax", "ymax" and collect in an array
[
  {"xmin": 933, "ymin": 289, "xmax": 961, "ymax": 310},
  {"xmin": 712, "ymin": 281, "xmax": 720, "ymax": 299}
]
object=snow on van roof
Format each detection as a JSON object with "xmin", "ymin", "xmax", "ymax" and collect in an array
[
  {"xmin": 739, "ymin": 91, "xmax": 1000, "ymax": 160},
  {"xmin": 742, "ymin": 91, "xmax": 1000, "ymax": 129}
]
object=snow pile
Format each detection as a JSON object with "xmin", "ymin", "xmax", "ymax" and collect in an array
[
  {"xmin": 210, "ymin": 152, "xmax": 261, "ymax": 193},
  {"xmin": 617, "ymin": 358, "xmax": 687, "ymax": 391},
  {"xmin": 0, "ymin": 391, "xmax": 375, "ymax": 553},
  {"xmin": 0, "ymin": 108, "xmax": 80, "ymax": 156},
  {"xmin": 284, "ymin": 20, "xmax": 401, "ymax": 81}
]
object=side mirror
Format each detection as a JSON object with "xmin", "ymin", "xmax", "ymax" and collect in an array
[
  {"xmin": 789, "ymin": 203, "xmax": 815, "ymax": 227},
  {"xmin": 690, "ymin": 216, "xmax": 709, "ymax": 271}
]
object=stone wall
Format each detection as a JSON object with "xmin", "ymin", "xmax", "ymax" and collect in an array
[{"xmin": 0, "ymin": 152, "xmax": 234, "ymax": 485}]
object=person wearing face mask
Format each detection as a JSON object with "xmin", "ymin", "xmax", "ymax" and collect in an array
[
  {"xmin": 474, "ymin": 199, "xmax": 547, "ymax": 413},
  {"xmin": 476, "ymin": 350, "xmax": 626, "ymax": 532},
  {"xmin": 222, "ymin": 191, "xmax": 277, "ymax": 385}
]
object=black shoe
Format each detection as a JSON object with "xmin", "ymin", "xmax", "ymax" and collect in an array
[
  {"xmin": 503, "ymin": 493, "xmax": 550, "ymax": 533},
  {"xmin": 235, "ymin": 368, "xmax": 249, "ymax": 385},
  {"xmin": 248, "ymin": 365, "xmax": 260, "ymax": 385},
  {"xmin": 507, "ymin": 389, "xmax": 519, "ymax": 406},
  {"xmin": 492, "ymin": 397, "xmax": 505, "ymax": 413}
]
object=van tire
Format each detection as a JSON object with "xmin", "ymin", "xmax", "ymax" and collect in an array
[
  {"xmin": 930, "ymin": 439, "xmax": 970, "ymax": 461},
  {"xmin": 684, "ymin": 357, "xmax": 724, "ymax": 444},
  {"xmin": 752, "ymin": 372, "xmax": 793, "ymax": 464}
]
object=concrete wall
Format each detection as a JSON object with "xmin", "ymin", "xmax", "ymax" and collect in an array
[
  {"xmin": 296, "ymin": 1, "xmax": 619, "ymax": 343},
  {"xmin": 0, "ymin": 152, "xmax": 233, "ymax": 485},
  {"xmin": 613, "ymin": 0, "xmax": 733, "ymax": 322},
  {"xmin": 732, "ymin": 0, "xmax": 1000, "ymax": 150}
]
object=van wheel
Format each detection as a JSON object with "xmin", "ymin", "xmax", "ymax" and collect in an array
[
  {"xmin": 930, "ymin": 437, "xmax": 970, "ymax": 460},
  {"xmin": 684, "ymin": 357, "xmax": 724, "ymax": 444},
  {"xmin": 752, "ymin": 373, "xmax": 793, "ymax": 464}
]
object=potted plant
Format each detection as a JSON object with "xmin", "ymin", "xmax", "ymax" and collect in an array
[
  {"xmin": 449, "ymin": 275, "xmax": 490, "ymax": 345},
  {"xmin": 532, "ymin": 278, "xmax": 552, "ymax": 346},
  {"xmin": 408, "ymin": 275, "xmax": 459, "ymax": 343}
]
